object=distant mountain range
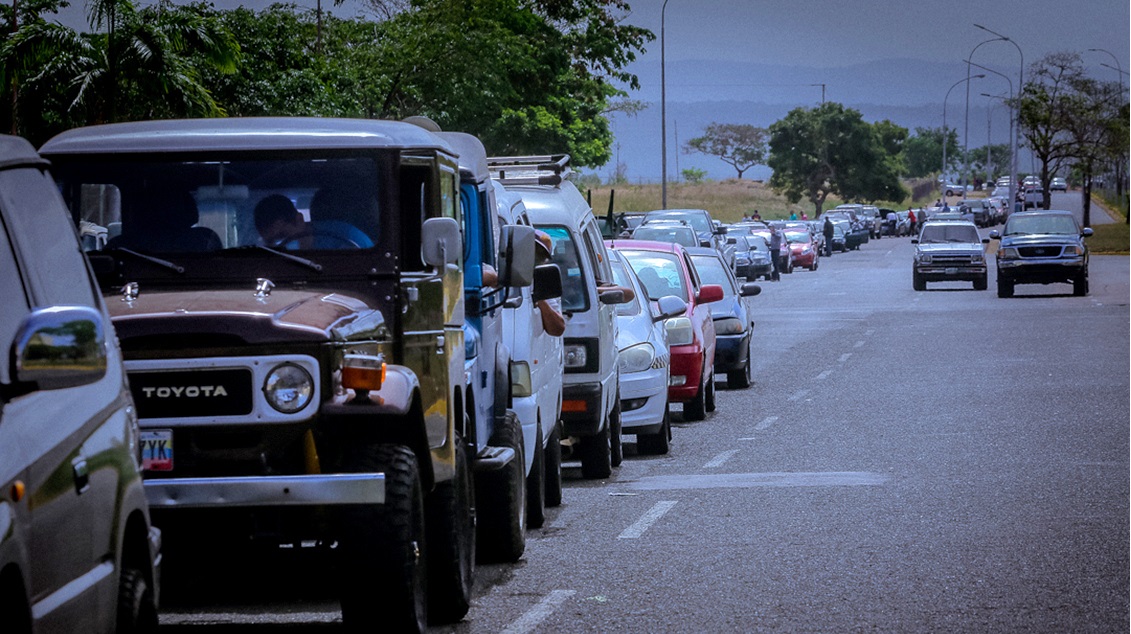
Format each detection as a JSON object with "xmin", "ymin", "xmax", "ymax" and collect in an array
[{"xmin": 602, "ymin": 57, "xmax": 1031, "ymax": 182}]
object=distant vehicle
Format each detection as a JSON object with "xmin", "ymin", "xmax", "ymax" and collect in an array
[
  {"xmin": 784, "ymin": 229, "xmax": 820, "ymax": 271},
  {"xmin": 990, "ymin": 210, "xmax": 1092, "ymax": 298},
  {"xmin": 631, "ymin": 221, "xmax": 699, "ymax": 248},
  {"xmin": 1049, "ymin": 177, "xmax": 1068, "ymax": 192},
  {"xmin": 911, "ymin": 220, "xmax": 989, "ymax": 291},
  {"xmin": 732, "ymin": 235, "xmax": 774, "ymax": 280},
  {"xmin": 1023, "ymin": 186, "xmax": 1043, "ymax": 210},
  {"xmin": 1, "ymin": 134, "xmax": 160, "ymax": 633},
  {"xmin": 943, "ymin": 182, "xmax": 966, "ymax": 197}
]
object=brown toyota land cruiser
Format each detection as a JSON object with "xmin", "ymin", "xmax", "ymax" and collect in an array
[{"xmin": 39, "ymin": 118, "xmax": 523, "ymax": 631}]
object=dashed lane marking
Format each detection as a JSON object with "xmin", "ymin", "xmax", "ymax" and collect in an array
[
  {"xmin": 754, "ymin": 415, "xmax": 779, "ymax": 431},
  {"xmin": 838, "ymin": 353, "xmax": 853, "ymax": 363},
  {"xmin": 816, "ymin": 369, "xmax": 833, "ymax": 380},
  {"xmin": 501, "ymin": 590, "xmax": 577, "ymax": 634},
  {"xmin": 618, "ymin": 501, "xmax": 678, "ymax": 539},
  {"xmin": 628, "ymin": 472, "xmax": 890, "ymax": 491},
  {"xmin": 854, "ymin": 340, "xmax": 865, "ymax": 348},
  {"xmin": 703, "ymin": 449, "xmax": 740, "ymax": 469},
  {"xmin": 787, "ymin": 389, "xmax": 809, "ymax": 401}
]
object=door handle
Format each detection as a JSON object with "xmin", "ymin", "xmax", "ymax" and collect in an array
[{"xmin": 72, "ymin": 458, "xmax": 90, "ymax": 494}]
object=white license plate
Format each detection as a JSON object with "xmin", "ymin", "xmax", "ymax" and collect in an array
[
  {"xmin": 945, "ymin": 267, "xmax": 958, "ymax": 275},
  {"xmin": 141, "ymin": 430, "xmax": 173, "ymax": 471}
]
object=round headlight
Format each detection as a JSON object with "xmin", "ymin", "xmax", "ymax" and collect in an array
[
  {"xmin": 264, "ymin": 363, "xmax": 314, "ymax": 413},
  {"xmin": 618, "ymin": 343, "xmax": 656, "ymax": 374}
]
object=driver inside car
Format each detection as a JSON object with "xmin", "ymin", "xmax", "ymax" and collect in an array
[{"xmin": 253, "ymin": 193, "xmax": 373, "ymax": 249}]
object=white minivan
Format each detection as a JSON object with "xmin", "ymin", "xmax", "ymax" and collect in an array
[{"xmin": 490, "ymin": 156, "xmax": 625, "ymax": 479}]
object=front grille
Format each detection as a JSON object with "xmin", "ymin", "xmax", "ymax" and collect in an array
[
  {"xmin": 929, "ymin": 255, "xmax": 977, "ymax": 265},
  {"xmin": 1018, "ymin": 245, "xmax": 1064, "ymax": 258},
  {"xmin": 130, "ymin": 368, "xmax": 254, "ymax": 418}
]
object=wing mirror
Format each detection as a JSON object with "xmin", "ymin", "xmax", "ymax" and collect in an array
[
  {"xmin": 697, "ymin": 284, "xmax": 724, "ymax": 304},
  {"xmin": 653, "ymin": 295, "xmax": 688, "ymax": 321},
  {"xmin": 12, "ymin": 306, "xmax": 108, "ymax": 392},
  {"xmin": 421, "ymin": 217, "xmax": 461, "ymax": 267},
  {"xmin": 532, "ymin": 264, "xmax": 563, "ymax": 302},
  {"xmin": 498, "ymin": 224, "xmax": 536, "ymax": 288}
]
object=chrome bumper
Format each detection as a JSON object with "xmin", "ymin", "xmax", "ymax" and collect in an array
[{"xmin": 145, "ymin": 473, "xmax": 385, "ymax": 509}]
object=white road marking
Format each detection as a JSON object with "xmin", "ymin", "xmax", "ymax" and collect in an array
[
  {"xmin": 854, "ymin": 340, "xmax": 865, "ymax": 348},
  {"xmin": 501, "ymin": 590, "xmax": 577, "ymax": 634},
  {"xmin": 703, "ymin": 449, "xmax": 740, "ymax": 469},
  {"xmin": 865, "ymin": 329, "xmax": 875, "ymax": 336},
  {"xmin": 629, "ymin": 472, "xmax": 890, "ymax": 491},
  {"xmin": 754, "ymin": 415, "xmax": 779, "ymax": 430},
  {"xmin": 816, "ymin": 370, "xmax": 833, "ymax": 380},
  {"xmin": 618, "ymin": 500, "xmax": 678, "ymax": 539},
  {"xmin": 787, "ymin": 389, "xmax": 809, "ymax": 401},
  {"xmin": 838, "ymin": 353, "xmax": 853, "ymax": 363}
]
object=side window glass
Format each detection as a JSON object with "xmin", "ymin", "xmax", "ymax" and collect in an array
[
  {"xmin": 0, "ymin": 215, "xmax": 32, "ymax": 385},
  {"xmin": 0, "ymin": 168, "xmax": 97, "ymax": 308}
]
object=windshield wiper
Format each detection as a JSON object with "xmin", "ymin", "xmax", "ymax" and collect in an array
[
  {"xmin": 106, "ymin": 247, "xmax": 184, "ymax": 274},
  {"xmin": 224, "ymin": 245, "xmax": 323, "ymax": 272}
]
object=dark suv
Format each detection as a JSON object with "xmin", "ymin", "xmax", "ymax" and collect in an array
[
  {"xmin": 990, "ymin": 210, "xmax": 1092, "ymax": 297},
  {"xmin": 1, "ymin": 135, "xmax": 160, "ymax": 632},
  {"xmin": 39, "ymin": 118, "xmax": 518, "ymax": 630}
]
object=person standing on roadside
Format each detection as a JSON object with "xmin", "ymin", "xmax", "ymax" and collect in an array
[
  {"xmin": 908, "ymin": 208, "xmax": 917, "ymax": 236},
  {"xmin": 769, "ymin": 226, "xmax": 783, "ymax": 280},
  {"xmin": 822, "ymin": 216, "xmax": 834, "ymax": 256}
]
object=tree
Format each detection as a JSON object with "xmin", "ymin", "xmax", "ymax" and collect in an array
[
  {"xmin": 683, "ymin": 123, "xmax": 767, "ymax": 179},
  {"xmin": 903, "ymin": 126, "xmax": 960, "ymax": 178},
  {"xmin": 1059, "ymin": 73, "xmax": 1124, "ymax": 226},
  {"xmin": 1017, "ymin": 52, "xmax": 1081, "ymax": 209},
  {"xmin": 767, "ymin": 102, "xmax": 906, "ymax": 217}
]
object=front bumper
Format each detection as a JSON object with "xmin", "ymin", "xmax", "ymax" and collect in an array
[
  {"xmin": 618, "ymin": 367, "xmax": 668, "ymax": 433},
  {"xmin": 915, "ymin": 264, "xmax": 987, "ymax": 282},
  {"xmin": 145, "ymin": 473, "xmax": 385, "ymax": 509},
  {"xmin": 714, "ymin": 332, "xmax": 750, "ymax": 372},
  {"xmin": 997, "ymin": 257, "xmax": 1086, "ymax": 284},
  {"xmin": 561, "ymin": 382, "xmax": 606, "ymax": 437}
]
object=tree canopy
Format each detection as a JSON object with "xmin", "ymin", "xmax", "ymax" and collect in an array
[
  {"xmin": 683, "ymin": 122, "xmax": 768, "ymax": 179},
  {"xmin": 766, "ymin": 102, "xmax": 906, "ymax": 216}
]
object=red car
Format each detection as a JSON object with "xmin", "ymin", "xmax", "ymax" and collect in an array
[
  {"xmin": 608, "ymin": 240, "xmax": 723, "ymax": 421},
  {"xmin": 784, "ymin": 228, "xmax": 819, "ymax": 271}
]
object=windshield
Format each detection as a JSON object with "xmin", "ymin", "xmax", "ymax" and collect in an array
[
  {"xmin": 918, "ymin": 224, "xmax": 981, "ymax": 244},
  {"xmin": 537, "ymin": 224, "xmax": 590, "ymax": 313},
  {"xmin": 647, "ymin": 211, "xmax": 712, "ymax": 235},
  {"xmin": 609, "ymin": 257, "xmax": 643, "ymax": 316},
  {"xmin": 741, "ymin": 237, "xmax": 768, "ymax": 252},
  {"xmin": 620, "ymin": 250, "xmax": 689, "ymax": 302},
  {"xmin": 690, "ymin": 255, "xmax": 735, "ymax": 295},
  {"xmin": 784, "ymin": 231, "xmax": 809, "ymax": 243},
  {"xmin": 1005, "ymin": 214, "xmax": 1080, "ymax": 236},
  {"xmin": 53, "ymin": 157, "xmax": 382, "ymax": 255}
]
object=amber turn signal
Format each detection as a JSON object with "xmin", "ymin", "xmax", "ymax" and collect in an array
[{"xmin": 341, "ymin": 353, "xmax": 386, "ymax": 391}]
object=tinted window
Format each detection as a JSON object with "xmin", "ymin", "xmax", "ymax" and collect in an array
[{"xmin": 690, "ymin": 255, "xmax": 735, "ymax": 295}]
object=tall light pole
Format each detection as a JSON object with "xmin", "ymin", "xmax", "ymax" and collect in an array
[
  {"xmin": 982, "ymin": 92, "xmax": 1010, "ymax": 183},
  {"xmin": 974, "ymin": 24, "xmax": 1023, "ymax": 215},
  {"xmin": 1088, "ymin": 48, "xmax": 1124, "ymax": 95},
  {"xmin": 964, "ymin": 38, "xmax": 1002, "ymax": 200},
  {"xmin": 660, "ymin": 0, "xmax": 670, "ymax": 209},
  {"xmin": 943, "ymin": 75, "xmax": 983, "ymax": 195}
]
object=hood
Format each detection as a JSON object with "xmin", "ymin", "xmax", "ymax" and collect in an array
[
  {"xmin": 108, "ymin": 288, "xmax": 387, "ymax": 345},
  {"xmin": 917, "ymin": 243, "xmax": 984, "ymax": 256},
  {"xmin": 707, "ymin": 295, "xmax": 744, "ymax": 321},
  {"xmin": 616, "ymin": 310, "xmax": 660, "ymax": 351}
]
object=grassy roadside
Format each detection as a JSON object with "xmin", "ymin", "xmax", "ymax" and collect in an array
[{"xmin": 1089, "ymin": 193, "xmax": 1129, "ymax": 255}]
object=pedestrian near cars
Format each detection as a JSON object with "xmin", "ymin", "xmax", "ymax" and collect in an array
[
  {"xmin": 789, "ymin": 212, "xmax": 798, "ymax": 220},
  {"xmin": 908, "ymin": 208, "xmax": 916, "ymax": 235},
  {"xmin": 822, "ymin": 216, "xmax": 834, "ymax": 256},
  {"xmin": 769, "ymin": 226, "xmax": 783, "ymax": 280}
]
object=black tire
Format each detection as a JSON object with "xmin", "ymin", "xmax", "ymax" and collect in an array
[
  {"xmin": 913, "ymin": 271, "xmax": 926, "ymax": 291},
  {"xmin": 636, "ymin": 407, "xmax": 671, "ymax": 455},
  {"xmin": 425, "ymin": 436, "xmax": 474, "ymax": 625},
  {"xmin": 997, "ymin": 276, "xmax": 1014, "ymax": 298},
  {"xmin": 1073, "ymin": 274, "xmax": 1088, "ymax": 296},
  {"xmin": 728, "ymin": 356, "xmax": 752, "ymax": 389},
  {"xmin": 974, "ymin": 275, "xmax": 988, "ymax": 291},
  {"xmin": 705, "ymin": 371, "xmax": 717, "ymax": 413},
  {"xmin": 339, "ymin": 444, "xmax": 427, "ymax": 633},
  {"xmin": 609, "ymin": 400, "xmax": 623, "ymax": 468},
  {"xmin": 116, "ymin": 567, "xmax": 158, "ymax": 634},
  {"xmin": 579, "ymin": 424, "xmax": 612, "ymax": 479},
  {"xmin": 526, "ymin": 423, "xmax": 546, "ymax": 529},
  {"xmin": 544, "ymin": 422, "xmax": 563, "ymax": 507},
  {"xmin": 684, "ymin": 377, "xmax": 707, "ymax": 422},
  {"xmin": 475, "ymin": 411, "xmax": 526, "ymax": 563}
]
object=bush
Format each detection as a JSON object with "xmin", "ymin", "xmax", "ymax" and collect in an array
[{"xmin": 682, "ymin": 168, "xmax": 707, "ymax": 184}]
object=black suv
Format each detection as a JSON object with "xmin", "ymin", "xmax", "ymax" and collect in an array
[
  {"xmin": 1, "ymin": 135, "xmax": 160, "ymax": 632},
  {"xmin": 990, "ymin": 210, "xmax": 1092, "ymax": 297}
]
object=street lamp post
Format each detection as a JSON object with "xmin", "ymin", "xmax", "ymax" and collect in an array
[
  {"xmin": 967, "ymin": 59, "xmax": 1015, "ymax": 209},
  {"xmin": 944, "ymin": 75, "xmax": 983, "ymax": 197},
  {"xmin": 1088, "ymin": 48, "xmax": 1124, "ymax": 95},
  {"xmin": 974, "ymin": 24, "xmax": 1023, "ymax": 215},
  {"xmin": 660, "ymin": 0, "xmax": 670, "ymax": 209},
  {"xmin": 964, "ymin": 38, "xmax": 1003, "ymax": 200},
  {"xmin": 982, "ymin": 93, "xmax": 1010, "ymax": 184}
]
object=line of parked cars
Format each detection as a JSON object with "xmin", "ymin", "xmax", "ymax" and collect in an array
[{"xmin": 5, "ymin": 118, "xmax": 770, "ymax": 632}]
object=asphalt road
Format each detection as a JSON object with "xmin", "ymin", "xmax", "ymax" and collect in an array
[{"xmin": 160, "ymin": 233, "xmax": 1130, "ymax": 633}]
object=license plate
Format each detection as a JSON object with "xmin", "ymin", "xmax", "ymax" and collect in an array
[
  {"xmin": 945, "ymin": 268, "xmax": 958, "ymax": 275},
  {"xmin": 141, "ymin": 430, "xmax": 174, "ymax": 471}
]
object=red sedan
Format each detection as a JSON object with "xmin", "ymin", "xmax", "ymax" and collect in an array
[
  {"xmin": 607, "ymin": 239, "xmax": 723, "ymax": 421},
  {"xmin": 784, "ymin": 229, "xmax": 819, "ymax": 271}
]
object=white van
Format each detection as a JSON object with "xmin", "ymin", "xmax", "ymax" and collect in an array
[
  {"xmin": 489, "ymin": 156, "xmax": 625, "ymax": 479},
  {"xmin": 493, "ymin": 179, "xmax": 565, "ymax": 526}
]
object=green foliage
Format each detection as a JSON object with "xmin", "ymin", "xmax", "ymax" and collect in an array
[
  {"xmin": 766, "ymin": 102, "xmax": 906, "ymax": 216},
  {"xmin": 683, "ymin": 122, "xmax": 768, "ymax": 179},
  {"xmin": 903, "ymin": 127, "xmax": 960, "ymax": 178},
  {"xmin": 681, "ymin": 167, "xmax": 707, "ymax": 184}
]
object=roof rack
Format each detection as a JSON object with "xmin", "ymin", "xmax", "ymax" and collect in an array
[{"xmin": 487, "ymin": 154, "xmax": 570, "ymax": 186}]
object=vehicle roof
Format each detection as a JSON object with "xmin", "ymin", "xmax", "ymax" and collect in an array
[
  {"xmin": 0, "ymin": 135, "xmax": 48, "ymax": 168},
  {"xmin": 39, "ymin": 117, "xmax": 456, "ymax": 156},
  {"xmin": 684, "ymin": 246, "xmax": 722, "ymax": 258},
  {"xmin": 436, "ymin": 131, "xmax": 489, "ymax": 182},
  {"xmin": 605, "ymin": 238, "xmax": 683, "ymax": 255},
  {"xmin": 511, "ymin": 180, "xmax": 592, "ymax": 227}
]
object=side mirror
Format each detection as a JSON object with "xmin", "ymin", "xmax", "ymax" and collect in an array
[
  {"xmin": 910, "ymin": 238, "xmax": 919, "ymax": 244},
  {"xmin": 654, "ymin": 295, "xmax": 688, "ymax": 321},
  {"xmin": 981, "ymin": 237, "xmax": 990, "ymax": 244},
  {"xmin": 598, "ymin": 288, "xmax": 626, "ymax": 305},
  {"xmin": 532, "ymin": 264, "xmax": 563, "ymax": 302},
  {"xmin": 988, "ymin": 230, "xmax": 1001, "ymax": 240},
  {"xmin": 498, "ymin": 224, "xmax": 536, "ymax": 288},
  {"xmin": 716, "ymin": 226, "xmax": 728, "ymax": 235},
  {"xmin": 739, "ymin": 282, "xmax": 761, "ymax": 297},
  {"xmin": 1082, "ymin": 228, "xmax": 1094, "ymax": 237},
  {"xmin": 697, "ymin": 284, "xmax": 724, "ymax": 304},
  {"xmin": 13, "ymin": 306, "xmax": 108, "ymax": 391},
  {"xmin": 422, "ymin": 217, "xmax": 461, "ymax": 267},
  {"xmin": 726, "ymin": 237, "xmax": 737, "ymax": 244}
]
